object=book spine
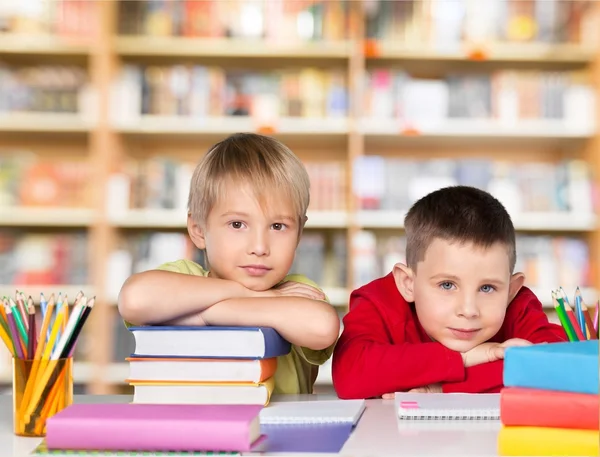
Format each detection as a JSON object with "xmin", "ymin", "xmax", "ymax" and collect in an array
[{"xmin": 260, "ymin": 328, "xmax": 291, "ymax": 358}]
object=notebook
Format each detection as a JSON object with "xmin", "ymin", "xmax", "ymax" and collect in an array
[
  {"xmin": 259, "ymin": 399, "xmax": 366, "ymax": 425},
  {"xmin": 396, "ymin": 393, "xmax": 500, "ymax": 420},
  {"xmin": 128, "ymin": 326, "xmax": 291, "ymax": 359}
]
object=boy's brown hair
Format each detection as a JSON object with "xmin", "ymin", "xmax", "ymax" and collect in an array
[
  {"xmin": 188, "ymin": 133, "xmax": 310, "ymax": 226},
  {"xmin": 404, "ymin": 186, "xmax": 517, "ymax": 272}
]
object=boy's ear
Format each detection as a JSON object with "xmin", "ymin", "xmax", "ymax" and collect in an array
[
  {"xmin": 508, "ymin": 272, "xmax": 525, "ymax": 303},
  {"xmin": 187, "ymin": 214, "xmax": 206, "ymax": 250},
  {"xmin": 297, "ymin": 215, "xmax": 308, "ymax": 242},
  {"xmin": 393, "ymin": 263, "xmax": 415, "ymax": 303}
]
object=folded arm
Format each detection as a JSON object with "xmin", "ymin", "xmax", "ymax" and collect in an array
[
  {"xmin": 198, "ymin": 296, "xmax": 340, "ymax": 351},
  {"xmin": 117, "ymin": 270, "xmax": 251, "ymax": 326},
  {"xmin": 332, "ymin": 297, "xmax": 466, "ymax": 399}
]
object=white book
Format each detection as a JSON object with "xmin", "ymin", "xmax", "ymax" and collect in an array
[{"xmin": 396, "ymin": 393, "xmax": 500, "ymax": 420}]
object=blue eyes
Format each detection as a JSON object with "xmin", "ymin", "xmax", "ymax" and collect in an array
[
  {"xmin": 229, "ymin": 221, "xmax": 287, "ymax": 230},
  {"xmin": 439, "ymin": 282, "xmax": 496, "ymax": 293}
]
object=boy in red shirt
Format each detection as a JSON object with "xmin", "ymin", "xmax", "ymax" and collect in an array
[{"xmin": 332, "ymin": 186, "xmax": 567, "ymax": 398}]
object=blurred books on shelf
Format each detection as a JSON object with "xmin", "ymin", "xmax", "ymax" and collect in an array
[
  {"xmin": 353, "ymin": 157, "xmax": 597, "ymax": 219},
  {"xmin": 363, "ymin": 69, "xmax": 596, "ymax": 134},
  {"xmin": 364, "ymin": 0, "xmax": 599, "ymax": 47},
  {"xmin": 111, "ymin": 65, "xmax": 348, "ymax": 126},
  {"xmin": 117, "ymin": 0, "xmax": 350, "ymax": 42},
  {"xmin": 0, "ymin": 0, "xmax": 98, "ymax": 40}
]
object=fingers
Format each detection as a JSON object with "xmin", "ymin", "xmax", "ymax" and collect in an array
[
  {"xmin": 382, "ymin": 393, "xmax": 396, "ymax": 399},
  {"xmin": 408, "ymin": 387, "xmax": 427, "ymax": 393},
  {"xmin": 275, "ymin": 282, "xmax": 326, "ymax": 300}
]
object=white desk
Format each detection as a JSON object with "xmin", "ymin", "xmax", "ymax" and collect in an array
[{"xmin": 2, "ymin": 394, "xmax": 502, "ymax": 457}]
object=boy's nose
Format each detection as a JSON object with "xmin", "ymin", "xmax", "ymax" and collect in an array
[
  {"xmin": 249, "ymin": 230, "xmax": 269, "ymax": 256},
  {"xmin": 457, "ymin": 295, "xmax": 480, "ymax": 318}
]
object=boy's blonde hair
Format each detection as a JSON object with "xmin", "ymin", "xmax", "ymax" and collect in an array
[{"xmin": 188, "ymin": 133, "xmax": 310, "ymax": 225}]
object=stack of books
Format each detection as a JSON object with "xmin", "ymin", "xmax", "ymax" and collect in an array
[
  {"xmin": 498, "ymin": 340, "xmax": 599, "ymax": 456},
  {"xmin": 126, "ymin": 326, "xmax": 291, "ymax": 406}
]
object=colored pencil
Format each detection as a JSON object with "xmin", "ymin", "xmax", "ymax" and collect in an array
[
  {"xmin": 554, "ymin": 293, "xmax": 578, "ymax": 342},
  {"xmin": 9, "ymin": 297, "xmax": 28, "ymax": 347},
  {"xmin": 562, "ymin": 301, "xmax": 586, "ymax": 341},
  {"xmin": 5, "ymin": 304, "xmax": 25, "ymax": 359},
  {"xmin": 576, "ymin": 288, "xmax": 597, "ymax": 340},
  {"xmin": 26, "ymin": 298, "xmax": 36, "ymax": 360},
  {"xmin": 15, "ymin": 291, "xmax": 28, "ymax": 330},
  {"xmin": 574, "ymin": 293, "xmax": 586, "ymax": 339}
]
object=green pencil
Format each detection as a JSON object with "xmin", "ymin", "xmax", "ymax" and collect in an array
[
  {"xmin": 9, "ymin": 297, "xmax": 28, "ymax": 347},
  {"xmin": 554, "ymin": 293, "xmax": 578, "ymax": 342}
]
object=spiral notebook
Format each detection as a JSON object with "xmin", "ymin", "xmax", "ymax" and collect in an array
[
  {"xmin": 259, "ymin": 399, "xmax": 366, "ymax": 425},
  {"xmin": 396, "ymin": 393, "xmax": 500, "ymax": 420}
]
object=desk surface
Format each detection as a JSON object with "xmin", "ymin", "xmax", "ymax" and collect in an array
[{"xmin": 2, "ymin": 394, "xmax": 502, "ymax": 457}]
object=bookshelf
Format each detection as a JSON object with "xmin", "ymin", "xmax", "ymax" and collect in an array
[{"xmin": 0, "ymin": 1, "xmax": 598, "ymax": 394}]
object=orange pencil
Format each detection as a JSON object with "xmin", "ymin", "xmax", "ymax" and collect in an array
[{"xmin": 563, "ymin": 301, "xmax": 586, "ymax": 341}]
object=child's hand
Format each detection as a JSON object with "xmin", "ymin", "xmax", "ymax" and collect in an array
[
  {"xmin": 381, "ymin": 383, "xmax": 443, "ymax": 399},
  {"xmin": 408, "ymin": 383, "xmax": 443, "ymax": 393},
  {"xmin": 461, "ymin": 338, "xmax": 532, "ymax": 367},
  {"xmin": 268, "ymin": 281, "xmax": 327, "ymax": 301}
]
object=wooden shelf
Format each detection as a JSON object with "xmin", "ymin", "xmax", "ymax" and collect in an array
[
  {"xmin": 0, "ymin": 34, "xmax": 90, "ymax": 56},
  {"xmin": 0, "ymin": 112, "xmax": 92, "ymax": 134},
  {"xmin": 368, "ymin": 42, "xmax": 598, "ymax": 65},
  {"xmin": 116, "ymin": 36, "xmax": 351, "ymax": 59},
  {"xmin": 0, "ymin": 285, "xmax": 94, "ymax": 301},
  {"xmin": 115, "ymin": 115, "xmax": 349, "ymax": 137},
  {"xmin": 0, "ymin": 208, "xmax": 95, "ymax": 227},
  {"xmin": 361, "ymin": 118, "xmax": 595, "ymax": 142},
  {"xmin": 355, "ymin": 211, "xmax": 597, "ymax": 232}
]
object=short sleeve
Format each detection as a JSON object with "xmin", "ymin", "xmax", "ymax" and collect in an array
[{"xmin": 281, "ymin": 273, "xmax": 337, "ymax": 366}]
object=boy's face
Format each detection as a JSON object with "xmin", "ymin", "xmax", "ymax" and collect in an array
[
  {"xmin": 394, "ymin": 238, "xmax": 524, "ymax": 353},
  {"xmin": 188, "ymin": 180, "xmax": 301, "ymax": 291}
]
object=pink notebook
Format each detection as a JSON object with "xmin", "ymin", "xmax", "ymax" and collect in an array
[{"xmin": 45, "ymin": 403, "xmax": 264, "ymax": 452}]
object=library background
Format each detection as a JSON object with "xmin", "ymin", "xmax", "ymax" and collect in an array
[{"xmin": 0, "ymin": 0, "xmax": 598, "ymax": 395}]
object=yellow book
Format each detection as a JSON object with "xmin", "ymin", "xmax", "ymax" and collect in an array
[
  {"xmin": 130, "ymin": 376, "xmax": 276, "ymax": 406},
  {"xmin": 498, "ymin": 426, "xmax": 600, "ymax": 456}
]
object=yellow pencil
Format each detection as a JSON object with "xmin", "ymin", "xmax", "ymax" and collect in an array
[
  {"xmin": 18, "ymin": 296, "xmax": 55, "ymax": 419},
  {"xmin": 0, "ymin": 323, "xmax": 14, "ymax": 357},
  {"xmin": 24, "ymin": 305, "xmax": 65, "ymax": 420}
]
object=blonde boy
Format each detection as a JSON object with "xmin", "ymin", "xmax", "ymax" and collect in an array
[{"xmin": 118, "ymin": 133, "xmax": 340, "ymax": 394}]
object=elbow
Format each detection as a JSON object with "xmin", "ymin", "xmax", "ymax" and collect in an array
[
  {"xmin": 117, "ymin": 274, "xmax": 148, "ymax": 326},
  {"xmin": 309, "ymin": 306, "xmax": 340, "ymax": 350},
  {"xmin": 332, "ymin": 347, "xmax": 367, "ymax": 399}
]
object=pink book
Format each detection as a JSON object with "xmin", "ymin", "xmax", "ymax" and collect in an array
[{"xmin": 45, "ymin": 403, "xmax": 264, "ymax": 452}]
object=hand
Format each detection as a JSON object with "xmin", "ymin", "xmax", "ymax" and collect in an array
[
  {"xmin": 461, "ymin": 338, "xmax": 532, "ymax": 367},
  {"xmin": 408, "ymin": 383, "xmax": 443, "ymax": 393},
  {"xmin": 264, "ymin": 281, "xmax": 327, "ymax": 301},
  {"xmin": 382, "ymin": 383, "xmax": 443, "ymax": 399}
]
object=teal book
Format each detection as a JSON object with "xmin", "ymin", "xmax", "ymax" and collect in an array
[{"xmin": 503, "ymin": 340, "xmax": 599, "ymax": 395}]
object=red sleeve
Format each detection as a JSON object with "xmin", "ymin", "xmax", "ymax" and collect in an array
[
  {"xmin": 332, "ymin": 296, "xmax": 465, "ymax": 399},
  {"xmin": 442, "ymin": 288, "xmax": 568, "ymax": 394},
  {"xmin": 506, "ymin": 288, "xmax": 568, "ymax": 344}
]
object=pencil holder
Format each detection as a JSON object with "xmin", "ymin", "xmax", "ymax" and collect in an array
[{"xmin": 12, "ymin": 357, "xmax": 73, "ymax": 437}]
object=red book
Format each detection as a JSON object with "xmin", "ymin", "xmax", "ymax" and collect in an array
[{"xmin": 501, "ymin": 387, "xmax": 599, "ymax": 430}]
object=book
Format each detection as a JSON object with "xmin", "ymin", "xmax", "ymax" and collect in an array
[
  {"xmin": 45, "ymin": 404, "xmax": 264, "ymax": 453},
  {"xmin": 498, "ymin": 425, "xmax": 600, "ymax": 456},
  {"xmin": 128, "ymin": 326, "xmax": 291, "ymax": 359},
  {"xmin": 503, "ymin": 340, "xmax": 599, "ymax": 395},
  {"xmin": 126, "ymin": 357, "xmax": 277, "ymax": 383},
  {"xmin": 259, "ymin": 399, "xmax": 366, "ymax": 425},
  {"xmin": 500, "ymin": 387, "xmax": 599, "ymax": 430},
  {"xmin": 32, "ymin": 440, "xmax": 239, "ymax": 456},
  {"xmin": 131, "ymin": 377, "xmax": 275, "ymax": 406},
  {"xmin": 396, "ymin": 393, "xmax": 500, "ymax": 420}
]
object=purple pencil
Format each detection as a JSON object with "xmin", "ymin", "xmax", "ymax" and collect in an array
[{"xmin": 5, "ymin": 305, "xmax": 24, "ymax": 359}]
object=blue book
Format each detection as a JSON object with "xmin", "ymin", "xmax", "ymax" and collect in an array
[
  {"xmin": 504, "ymin": 340, "xmax": 599, "ymax": 395},
  {"xmin": 128, "ymin": 326, "xmax": 291, "ymax": 359}
]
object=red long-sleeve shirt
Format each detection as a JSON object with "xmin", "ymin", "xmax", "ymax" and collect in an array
[{"xmin": 332, "ymin": 273, "xmax": 568, "ymax": 399}]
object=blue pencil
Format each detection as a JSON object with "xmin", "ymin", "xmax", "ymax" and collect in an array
[{"xmin": 575, "ymin": 294, "xmax": 586, "ymax": 339}]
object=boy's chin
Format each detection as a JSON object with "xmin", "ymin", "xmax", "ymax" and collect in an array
[{"xmin": 437, "ymin": 337, "xmax": 482, "ymax": 354}]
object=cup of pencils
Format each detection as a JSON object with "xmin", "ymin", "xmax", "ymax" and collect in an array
[
  {"xmin": 0, "ymin": 290, "xmax": 94, "ymax": 437},
  {"xmin": 552, "ymin": 287, "xmax": 599, "ymax": 341}
]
